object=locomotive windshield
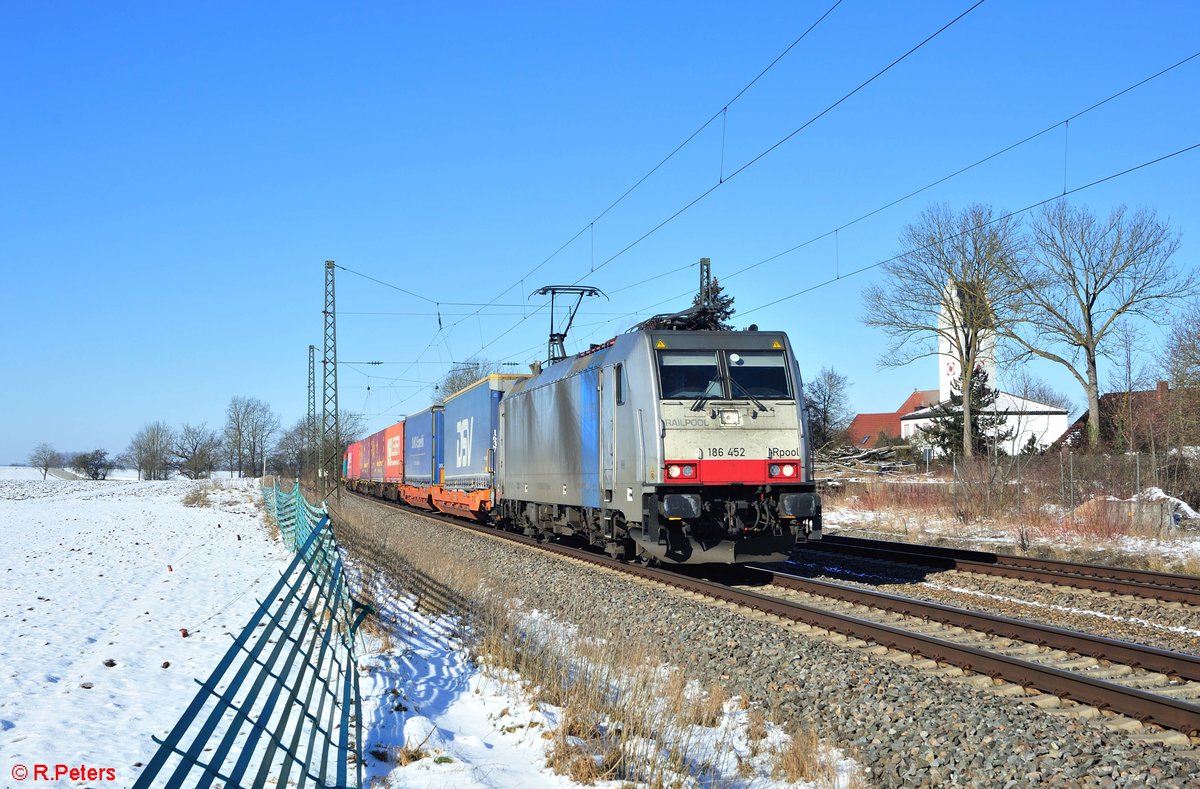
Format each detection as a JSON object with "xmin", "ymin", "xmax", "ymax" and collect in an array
[
  {"xmin": 726, "ymin": 351, "xmax": 791, "ymax": 399},
  {"xmin": 658, "ymin": 350, "xmax": 723, "ymax": 399},
  {"xmin": 657, "ymin": 348, "xmax": 792, "ymax": 400}
]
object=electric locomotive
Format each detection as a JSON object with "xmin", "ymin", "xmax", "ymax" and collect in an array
[{"xmin": 496, "ymin": 328, "xmax": 821, "ymax": 563}]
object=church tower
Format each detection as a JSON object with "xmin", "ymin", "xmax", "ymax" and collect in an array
[{"xmin": 937, "ymin": 280, "xmax": 996, "ymax": 401}]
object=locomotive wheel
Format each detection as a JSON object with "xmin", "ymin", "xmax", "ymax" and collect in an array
[{"xmin": 634, "ymin": 551, "xmax": 659, "ymax": 568}]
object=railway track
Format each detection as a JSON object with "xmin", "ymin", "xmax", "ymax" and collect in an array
[
  {"xmin": 340, "ymin": 490, "xmax": 1200, "ymax": 737},
  {"xmin": 803, "ymin": 533, "xmax": 1200, "ymax": 606}
]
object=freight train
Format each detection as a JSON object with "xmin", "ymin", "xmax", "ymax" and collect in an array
[{"xmin": 343, "ymin": 328, "xmax": 821, "ymax": 564}]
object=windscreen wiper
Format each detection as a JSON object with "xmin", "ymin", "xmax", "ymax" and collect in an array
[
  {"xmin": 729, "ymin": 377, "xmax": 768, "ymax": 412},
  {"xmin": 690, "ymin": 372, "xmax": 724, "ymax": 412}
]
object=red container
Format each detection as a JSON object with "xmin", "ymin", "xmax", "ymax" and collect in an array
[
  {"xmin": 344, "ymin": 442, "xmax": 361, "ymax": 480},
  {"xmin": 367, "ymin": 429, "xmax": 387, "ymax": 482},
  {"xmin": 384, "ymin": 422, "xmax": 405, "ymax": 483}
]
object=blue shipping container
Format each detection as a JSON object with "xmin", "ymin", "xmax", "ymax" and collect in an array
[
  {"xmin": 404, "ymin": 407, "xmax": 444, "ymax": 486},
  {"xmin": 442, "ymin": 375, "xmax": 526, "ymax": 491}
]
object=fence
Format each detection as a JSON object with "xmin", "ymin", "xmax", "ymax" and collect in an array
[{"xmin": 133, "ymin": 482, "xmax": 371, "ymax": 789}]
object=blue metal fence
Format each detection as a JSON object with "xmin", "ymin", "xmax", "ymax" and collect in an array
[{"xmin": 133, "ymin": 483, "xmax": 370, "ymax": 788}]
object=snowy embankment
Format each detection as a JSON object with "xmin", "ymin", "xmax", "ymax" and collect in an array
[{"xmin": 0, "ymin": 477, "xmax": 288, "ymax": 785}]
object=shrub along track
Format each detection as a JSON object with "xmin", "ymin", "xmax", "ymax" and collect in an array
[{"xmin": 338, "ymin": 489, "xmax": 1200, "ymax": 747}]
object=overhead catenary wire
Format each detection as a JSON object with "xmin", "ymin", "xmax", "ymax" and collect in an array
[
  {"xmin": 571, "ymin": 0, "xmax": 988, "ymax": 285},
  {"xmin": 351, "ymin": 14, "xmax": 1196, "ymax": 426},
  {"xmin": 353, "ymin": 0, "xmax": 847, "ymax": 406},
  {"xmin": 572, "ymin": 134, "xmax": 1200, "ymax": 341},
  {"xmin": 740, "ymin": 140, "xmax": 1200, "ymax": 316},
  {"xmin": 718, "ymin": 48, "xmax": 1200, "ymax": 283},
  {"xmin": 395, "ymin": 0, "xmax": 987, "ymax": 408}
]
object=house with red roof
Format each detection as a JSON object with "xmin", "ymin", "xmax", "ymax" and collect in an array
[{"xmin": 846, "ymin": 389, "xmax": 939, "ymax": 449}]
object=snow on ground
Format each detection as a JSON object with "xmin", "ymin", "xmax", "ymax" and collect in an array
[
  {"xmin": 0, "ymin": 466, "xmax": 245, "ymax": 482},
  {"xmin": 0, "ymin": 466, "xmax": 62, "ymax": 481},
  {"xmin": 357, "ymin": 591, "xmax": 857, "ymax": 788},
  {"xmin": 0, "ymin": 477, "xmax": 289, "ymax": 786}
]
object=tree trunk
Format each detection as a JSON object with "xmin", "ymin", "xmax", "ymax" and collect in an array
[
  {"xmin": 1086, "ymin": 349, "xmax": 1102, "ymax": 450},
  {"xmin": 961, "ymin": 369, "xmax": 974, "ymax": 459}
]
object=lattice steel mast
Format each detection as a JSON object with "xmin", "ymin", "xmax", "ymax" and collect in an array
[
  {"xmin": 307, "ymin": 343, "xmax": 317, "ymax": 483},
  {"xmin": 321, "ymin": 261, "xmax": 341, "ymax": 500}
]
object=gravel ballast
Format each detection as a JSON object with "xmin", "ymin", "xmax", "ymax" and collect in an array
[
  {"xmin": 781, "ymin": 552, "xmax": 1200, "ymax": 656},
  {"xmin": 335, "ymin": 496, "xmax": 1199, "ymax": 787}
]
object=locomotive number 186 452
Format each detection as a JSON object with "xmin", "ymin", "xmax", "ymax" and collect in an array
[{"xmin": 706, "ymin": 447, "xmax": 746, "ymax": 457}]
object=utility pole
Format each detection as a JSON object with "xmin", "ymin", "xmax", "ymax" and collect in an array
[
  {"xmin": 322, "ymin": 261, "xmax": 342, "ymax": 501},
  {"xmin": 308, "ymin": 344, "xmax": 317, "ymax": 486}
]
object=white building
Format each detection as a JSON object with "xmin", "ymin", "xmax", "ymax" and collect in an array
[{"xmin": 900, "ymin": 391, "xmax": 1069, "ymax": 456}]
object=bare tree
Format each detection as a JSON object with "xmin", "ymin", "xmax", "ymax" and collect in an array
[
  {"xmin": 224, "ymin": 396, "xmax": 253, "ymax": 477},
  {"xmin": 806, "ymin": 367, "xmax": 853, "ymax": 448},
  {"xmin": 1102, "ymin": 323, "xmax": 1155, "ymax": 452},
  {"xmin": 174, "ymin": 423, "xmax": 223, "ymax": 479},
  {"xmin": 126, "ymin": 421, "xmax": 175, "ymax": 480},
  {"xmin": 246, "ymin": 399, "xmax": 280, "ymax": 477},
  {"xmin": 223, "ymin": 396, "xmax": 279, "ymax": 477},
  {"xmin": 271, "ymin": 417, "xmax": 310, "ymax": 479},
  {"xmin": 1005, "ymin": 370, "xmax": 1074, "ymax": 412},
  {"xmin": 863, "ymin": 203, "xmax": 1025, "ymax": 458},
  {"xmin": 71, "ymin": 449, "xmax": 114, "ymax": 480},
  {"xmin": 1165, "ymin": 304, "xmax": 1200, "ymax": 448},
  {"xmin": 435, "ymin": 358, "xmax": 503, "ymax": 403},
  {"xmin": 1005, "ymin": 202, "xmax": 1195, "ymax": 450},
  {"xmin": 28, "ymin": 443, "xmax": 62, "ymax": 480}
]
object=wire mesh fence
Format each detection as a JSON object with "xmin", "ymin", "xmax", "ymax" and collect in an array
[{"xmin": 133, "ymin": 484, "xmax": 370, "ymax": 789}]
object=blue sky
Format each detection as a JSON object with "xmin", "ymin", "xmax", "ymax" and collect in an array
[{"xmin": 5, "ymin": 1, "xmax": 1198, "ymax": 462}]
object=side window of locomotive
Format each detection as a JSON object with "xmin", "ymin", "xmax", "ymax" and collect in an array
[
  {"xmin": 615, "ymin": 363, "xmax": 624, "ymax": 405},
  {"xmin": 657, "ymin": 350, "xmax": 723, "ymax": 399},
  {"xmin": 726, "ymin": 351, "xmax": 792, "ymax": 399}
]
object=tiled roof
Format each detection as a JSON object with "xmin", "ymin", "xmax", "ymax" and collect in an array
[
  {"xmin": 898, "ymin": 389, "xmax": 939, "ymax": 415},
  {"xmin": 847, "ymin": 413, "xmax": 900, "ymax": 449}
]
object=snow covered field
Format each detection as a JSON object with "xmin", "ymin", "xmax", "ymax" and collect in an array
[{"xmin": 0, "ymin": 477, "xmax": 288, "ymax": 786}]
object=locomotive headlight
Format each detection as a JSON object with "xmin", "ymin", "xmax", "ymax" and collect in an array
[
  {"xmin": 668, "ymin": 464, "xmax": 682, "ymax": 478},
  {"xmin": 681, "ymin": 464, "xmax": 695, "ymax": 478},
  {"xmin": 782, "ymin": 464, "xmax": 796, "ymax": 478},
  {"xmin": 769, "ymin": 464, "xmax": 781, "ymax": 477}
]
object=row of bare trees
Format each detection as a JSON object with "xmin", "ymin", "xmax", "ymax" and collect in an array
[
  {"xmin": 124, "ymin": 421, "xmax": 225, "ymax": 480},
  {"xmin": 27, "ymin": 444, "xmax": 118, "ymax": 480},
  {"xmin": 863, "ymin": 200, "xmax": 1198, "ymax": 457},
  {"xmin": 28, "ymin": 398, "xmax": 368, "ymax": 483}
]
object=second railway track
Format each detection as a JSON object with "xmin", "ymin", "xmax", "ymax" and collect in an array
[{"xmin": 803, "ymin": 533, "xmax": 1200, "ymax": 606}]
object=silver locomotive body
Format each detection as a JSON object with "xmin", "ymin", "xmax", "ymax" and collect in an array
[{"xmin": 497, "ymin": 329, "xmax": 821, "ymax": 564}]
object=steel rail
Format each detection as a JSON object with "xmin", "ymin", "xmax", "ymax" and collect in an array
[
  {"xmin": 805, "ymin": 535, "xmax": 1200, "ymax": 606},
  {"xmin": 341, "ymin": 489, "xmax": 1200, "ymax": 734},
  {"xmin": 761, "ymin": 569, "xmax": 1200, "ymax": 681}
]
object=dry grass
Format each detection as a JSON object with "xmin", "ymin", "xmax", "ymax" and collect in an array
[
  {"xmin": 824, "ymin": 457, "xmax": 1199, "ymax": 571},
  {"xmin": 772, "ymin": 726, "xmax": 841, "ymax": 785},
  {"xmin": 182, "ymin": 486, "xmax": 212, "ymax": 508},
  {"xmin": 328, "ymin": 494, "xmax": 841, "ymax": 787},
  {"xmin": 262, "ymin": 511, "xmax": 281, "ymax": 543}
]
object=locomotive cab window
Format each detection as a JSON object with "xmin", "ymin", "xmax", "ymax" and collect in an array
[
  {"xmin": 657, "ymin": 350, "xmax": 722, "ymax": 399},
  {"xmin": 726, "ymin": 351, "xmax": 792, "ymax": 399},
  {"xmin": 615, "ymin": 363, "xmax": 624, "ymax": 405}
]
